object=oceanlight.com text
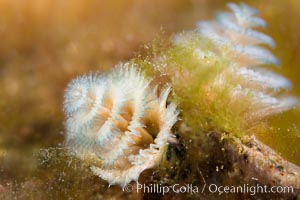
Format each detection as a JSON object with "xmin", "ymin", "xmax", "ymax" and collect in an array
[{"xmin": 122, "ymin": 183, "xmax": 294, "ymax": 196}]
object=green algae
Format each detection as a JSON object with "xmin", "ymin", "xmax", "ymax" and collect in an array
[{"xmin": 0, "ymin": 0, "xmax": 299, "ymax": 199}]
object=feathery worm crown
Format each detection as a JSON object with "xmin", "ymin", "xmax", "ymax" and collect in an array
[
  {"xmin": 191, "ymin": 2, "xmax": 298, "ymax": 119},
  {"xmin": 63, "ymin": 2, "xmax": 298, "ymax": 188},
  {"xmin": 63, "ymin": 64, "xmax": 179, "ymax": 187}
]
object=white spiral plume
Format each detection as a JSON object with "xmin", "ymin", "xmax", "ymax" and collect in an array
[
  {"xmin": 194, "ymin": 2, "xmax": 299, "ymax": 119},
  {"xmin": 63, "ymin": 63, "xmax": 179, "ymax": 187}
]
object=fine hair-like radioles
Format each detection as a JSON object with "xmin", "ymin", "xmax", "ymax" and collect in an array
[{"xmin": 63, "ymin": 64, "xmax": 179, "ymax": 187}]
